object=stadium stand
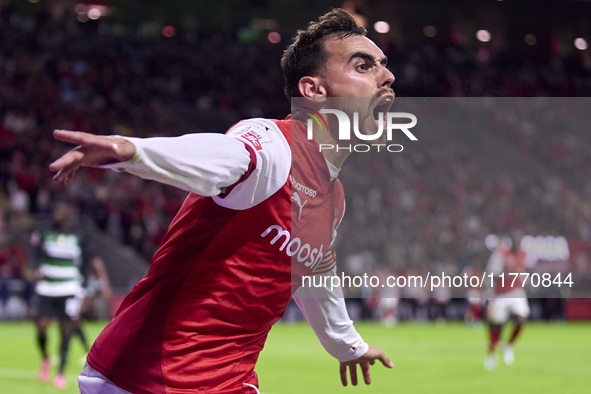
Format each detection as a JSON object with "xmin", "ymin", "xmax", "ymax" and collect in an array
[{"xmin": 1, "ymin": 6, "xmax": 590, "ymax": 320}]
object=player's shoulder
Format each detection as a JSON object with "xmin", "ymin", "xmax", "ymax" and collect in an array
[
  {"xmin": 213, "ymin": 118, "xmax": 293, "ymax": 210},
  {"xmin": 227, "ymin": 118, "xmax": 284, "ymax": 137},
  {"xmin": 227, "ymin": 118, "xmax": 291, "ymax": 147}
]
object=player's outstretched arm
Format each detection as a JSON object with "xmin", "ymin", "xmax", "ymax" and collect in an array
[
  {"xmin": 49, "ymin": 130, "xmax": 135, "ymax": 185},
  {"xmin": 49, "ymin": 128, "xmax": 255, "ymax": 197},
  {"xmin": 339, "ymin": 346, "xmax": 394, "ymax": 386},
  {"xmin": 49, "ymin": 120, "xmax": 289, "ymax": 204}
]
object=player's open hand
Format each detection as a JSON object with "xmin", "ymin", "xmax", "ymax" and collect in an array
[
  {"xmin": 339, "ymin": 345, "xmax": 394, "ymax": 386},
  {"xmin": 49, "ymin": 130, "xmax": 135, "ymax": 185}
]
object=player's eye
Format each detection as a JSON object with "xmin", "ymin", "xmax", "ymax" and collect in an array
[{"xmin": 356, "ymin": 62, "xmax": 372, "ymax": 72}]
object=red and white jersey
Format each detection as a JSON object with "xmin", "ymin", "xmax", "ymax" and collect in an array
[
  {"xmin": 89, "ymin": 117, "xmax": 363, "ymax": 394},
  {"xmin": 487, "ymin": 245, "xmax": 528, "ymax": 295}
]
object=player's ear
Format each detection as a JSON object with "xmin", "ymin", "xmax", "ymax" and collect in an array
[{"xmin": 299, "ymin": 76, "xmax": 327, "ymax": 99}]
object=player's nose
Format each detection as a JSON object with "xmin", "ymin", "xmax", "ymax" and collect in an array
[{"xmin": 378, "ymin": 65, "xmax": 395, "ymax": 89}]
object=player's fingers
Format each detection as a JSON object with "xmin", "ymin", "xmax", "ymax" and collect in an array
[
  {"xmin": 53, "ymin": 129, "xmax": 107, "ymax": 147},
  {"xmin": 49, "ymin": 149, "xmax": 85, "ymax": 172},
  {"xmin": 64, "ymin": 168, "xmax": 77, "ymax": 185},
  {"xmin": 360, "ymin": 361, "xmax": 371, "ymax": 385},
  {"xmin": 52, "ymin": 168, "xmax": 64, "ymax": 183},
  {"xmin": 339, "ymin": 363, "xmax": 347, "ymax": 386},
  {"xmin": 369, "ymin": 359, "xmax": 375, "ymax": 365},
  {"xmin": 377, "ymin": 352, "xmax": 394, "ymax": 368},
  {"xmin": 349, "ymin": 363, "xmax": 358, "ymax": 386},
  {"xmin": 53, "ymin": 168, "xmax": 71, "ymax": 184},
  {"xmin": 53, "ymin": 162, "xmax": 80, "ymax": 183}
]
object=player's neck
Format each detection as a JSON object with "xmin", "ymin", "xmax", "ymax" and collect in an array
[{"xmin": 311, "ymin": 123, "xmax": 351, "ymax": 169}]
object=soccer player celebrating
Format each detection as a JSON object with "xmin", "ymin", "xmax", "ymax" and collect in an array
[
  {"xmin": 50, "ymin": 9, "xmax": 394, "ymax": 393},
  {"xmin": 484, "ymin": 235, "xmax": 530, "ymax": 370}
]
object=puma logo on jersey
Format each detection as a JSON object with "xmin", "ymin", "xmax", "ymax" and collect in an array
[{"xmin": 291, "ymin": 192, "xmax": 307, "ymax": 219}]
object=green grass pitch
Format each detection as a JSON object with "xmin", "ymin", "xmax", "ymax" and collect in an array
[{"xmin": 0, "ymin": 321, "xmax": 589, "ymax": 393}]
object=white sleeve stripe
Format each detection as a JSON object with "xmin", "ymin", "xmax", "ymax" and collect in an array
[{"xmin": 336, "ymin": 200, "xmax": 346, "ymax": 230}]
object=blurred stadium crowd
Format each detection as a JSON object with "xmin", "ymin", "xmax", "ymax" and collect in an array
[
  {"xmin": 1, "ymin": 7, "xmax": 590, "ymax": 320},
  {"xmin": 338, "ymin": 99, "xmax": 591, "ymax": 278}
]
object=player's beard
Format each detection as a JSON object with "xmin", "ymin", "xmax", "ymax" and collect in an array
[
  {"xmin": 354, "ymin": 95, "xmax": 393, "ymax": 144},
  {"xmin": 324, "ymin": 94, "xmax": 394, "ymax": 144}
]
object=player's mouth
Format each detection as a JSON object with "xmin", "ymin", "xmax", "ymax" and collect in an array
[{"xmin": 372, "ymin": 94, "xmax": 395, "ymax": 125}]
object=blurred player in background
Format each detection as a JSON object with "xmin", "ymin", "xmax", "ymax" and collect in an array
[
  {"xmin": 50, "ymin": 9, "xmax": 394, "ymax": 394},
  {"xmin": 30, "ymin": 201, "xmax": 90, "ymax": 389},
  {"xmin": 375, "ymin": 266, "xmax": 399, "ymax": 327},
  {"xmin": 463, "ymin": 265, "xmax": 484, "ymax": 328},
  {"xmin": 484, "ymin": 234, "xmax": 530, "ymax": 370}
]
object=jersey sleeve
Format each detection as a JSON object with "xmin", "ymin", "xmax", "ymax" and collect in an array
[
  {"xmin": 486, "ymin": 248, "xmax": 505, "ymax": 276},
  {"xmin": 212, "ymin": 118, "xmax": 291, "ymax": 210},
  {"xmin": 99, "ymin": 119, "xmax": 290, "ymax": 210},
  {"xmin": 99, "ymin": 133, "xmax": 252, "ymax": 197},
  {"xmin": 293, "ymin": 267, "xmax": 369, "ymax": 362}
]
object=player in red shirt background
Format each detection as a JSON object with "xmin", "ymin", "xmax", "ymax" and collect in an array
[
  {"xmin": 49, "ymin": 9, "xmax": 395, "ymax": 394},
  {"xmin": 484, "ymin": 234, "xmax": 530, "ymax": 370}
]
